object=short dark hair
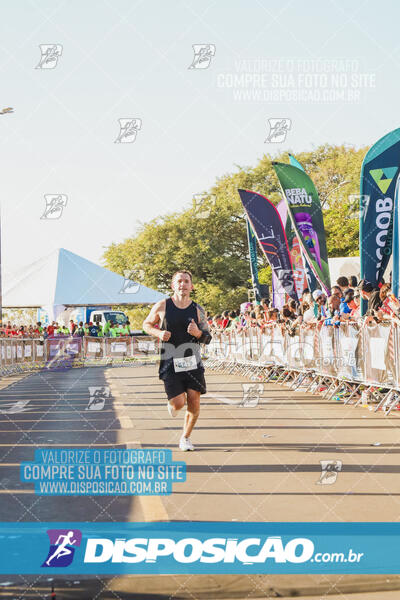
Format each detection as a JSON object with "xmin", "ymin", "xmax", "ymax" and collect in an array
[
  {"xmin": 172, "ymin": 270, "xmax": 193, "ymax": 282},
  {"xmin": 350, "ymin": 275, "xmax": 358, "ymax": 288},
  {"xmin": 358, "ymin": 279, "xmax": 374, "ymax": 293},
  {"xmin": 337, "ymin": 276, "xmax": 349, "ymax": 288},
  {"xmin": 344, "ymin": 289, "xmax": 354, "ymax": 303}
]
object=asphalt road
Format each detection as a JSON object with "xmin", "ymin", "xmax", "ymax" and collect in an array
[{"xmin": 0, "ymin": 363, "xmax": 400, "ymax": 598}]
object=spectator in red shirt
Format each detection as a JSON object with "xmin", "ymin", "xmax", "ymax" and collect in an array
[
  {"xmin": 10, "ymin": 325, "xmax": 19, "ymax": 337},
  {"xmin": 220, "ymin": 311, "xmax": 230, "ymax": 329}
]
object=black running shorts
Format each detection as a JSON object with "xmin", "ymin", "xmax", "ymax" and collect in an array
[{"xmin": 162, "ymin": 368, "xmax": 207, "ymax": 400}]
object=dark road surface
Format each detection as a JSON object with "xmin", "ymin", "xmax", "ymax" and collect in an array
[{"xmin": 0, "ymin": 363, "xmax": 399, "ymax": 598}]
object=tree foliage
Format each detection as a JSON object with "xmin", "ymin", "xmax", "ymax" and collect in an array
[{"xmin": 103, "ymin": 144, "xmax": 366, "ymax": 313}]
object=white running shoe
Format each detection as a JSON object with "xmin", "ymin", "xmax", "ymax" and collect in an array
[
  {"xmin": 179, "ymin": 435, "xmax": 194, "ymax": 451},
  {"xmin": 167, "ymin": 402, "xmax": 178, "ymax": 418}
]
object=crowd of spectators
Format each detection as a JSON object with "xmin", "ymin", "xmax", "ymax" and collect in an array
[
  {"xmin": 207, "ymin": 276, "xmax": 400, "ymax": 336},
  {"xmin": 0, "ymin": 319, "xmax": 133, "ymax": 339},
  {"xmin": 3, "ymin": 276, "xmax": 399, "ymax": 341}
]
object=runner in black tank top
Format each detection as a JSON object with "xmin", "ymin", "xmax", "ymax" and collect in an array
[
  {"xmin": 158, "ymin": 298, "xmax": 203, "ymax": 379},
  {"xmin": 143, "ymin": 270, "xmax": 212, "ymax": 451}
]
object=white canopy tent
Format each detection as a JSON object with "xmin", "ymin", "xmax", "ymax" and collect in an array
[{"xmin": 4, "ymin": 248, "xmax": 166, "ymax": 321}]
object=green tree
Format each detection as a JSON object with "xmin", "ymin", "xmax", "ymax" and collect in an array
[{"xmin": 103, "ymin": 144, "xmax": 366, "ymax": 313}]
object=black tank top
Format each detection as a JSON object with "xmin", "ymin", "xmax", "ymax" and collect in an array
[{"xmin": 158, "ymin": 297, "xmax": 203, "ymax": 379}]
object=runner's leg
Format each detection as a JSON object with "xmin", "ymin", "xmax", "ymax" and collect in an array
[
  {"xmin": 169, "ymin": 393, "xmax": 186, "ymax": 412},
  {"xmin": 183, "ymin": 389, "xmax": 201, "ymax": 438}
]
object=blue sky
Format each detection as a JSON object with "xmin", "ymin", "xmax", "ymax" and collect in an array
[{"xmin": 1, "ymin": 0, "xmax": 399, "ymax": 279}]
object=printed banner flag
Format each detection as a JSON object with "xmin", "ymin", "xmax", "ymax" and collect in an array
[
  {"xmin": 288, "ymin": 154, "xmax": 319, "ymax": 293},
  {"xmin": 271, "ymin": 272, "xmax": 285, "ymax": 309},
  {"xmin": 392, "ymin": 175, "xmax": 400, "ymax": 298},
  {"xmin": 238, "ymin": 189, "xmax": 299, "ymax": 302},
  {"xmin": 245, "ymin": 216, "xmax": 261, "ymax": 301},
  {"xmin": 288, "ymin": 152, "xmax": 305, "ymax": 171},
  {"xmin": 272, "ymin": 201, "xmax": 287, "ymax": 309},
  {"xmin": 273, "ymin": 200, "xmax": 308, "ymax": 305},
  {"xmin": 360, "ymin": 128, "xmax": 400, "ymax": 312},
  {"xmin": 273, "ymin": 161, "xmax": 331, "ymax": 295}
]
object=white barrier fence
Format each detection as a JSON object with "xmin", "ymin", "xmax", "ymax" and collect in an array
[
  {"xmin": 204, "ymin": 323, "xmax": 400, "ymax": 413},
  {"xmin": 0, "ymin": 336, "xmax": 160, "ymax": 375},
  {"xmin": 4, "ymin": 327, "xmax": 400, "ymax": 413}
]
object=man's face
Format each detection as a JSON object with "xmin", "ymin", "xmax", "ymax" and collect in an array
[{"xmin": 172, "ymin": 273, "xmax": 193, "ymax": 294}]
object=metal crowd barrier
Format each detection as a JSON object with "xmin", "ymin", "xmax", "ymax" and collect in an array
[
  {"xmin": 3, "ymin": 326, "xmax": 400, "ymax": 415},
  {"xmin": 0, "ymin": 335, "xmax": 160, "ymax": 376},
  {"xmin": 206, "ymin": 322, "xmax": 400, "ymax": 415}
]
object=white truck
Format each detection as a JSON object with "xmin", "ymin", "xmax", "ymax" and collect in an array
[{"xmin": 55, "ymin": 306, "xmax": 129, "ymax": 327}]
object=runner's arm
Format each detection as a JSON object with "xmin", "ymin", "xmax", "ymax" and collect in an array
[
  {"xmin": 143, "ymin": 300, "xmax": 165, "ymax": 339},
  {"xmin": 196, "ymin": 304, "xmax": 212, "ymax": 344}
]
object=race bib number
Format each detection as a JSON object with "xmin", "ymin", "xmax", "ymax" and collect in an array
[{"xmin": 173, "ymin": 355, "xmax": 197, "ymax": 372}]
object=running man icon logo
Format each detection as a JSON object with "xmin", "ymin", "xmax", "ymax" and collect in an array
[
  {"xmin": 35, "ymin": 44, "xmax": 63, "ymax": 69},
  {"xmin": 241, "ymin": 383, "xmax": 263, "ymax": 407},
  {"xmin": 278, "ymin": 269, "xmax": 296, "ymax": 295},
  {"xmin": 265, "ymin": 118, "xmax": 291, "ymax": 143},
  {"xmin": 188, "ymin": 44, "xmax": 216, "ymax": 69},
  {"xmin": 41, "ymin": 194, "xmax": 67, "ymax": 220},
  {"xmin": 317, "ymin": 460, "xmax": 342, "ymax": 485},
  {"xmin": 114, "ymin": 118, "xmax": 142, "ymax": 143},
  {"xmin": 42, "ymin": 529, "xmax": 82, "ymax": 567},
  {"xmin": 192, "ymin": 194, "xmax": 216, "ymax": 219},
  {"xmin": 87, "ymin": 386, "xmax": 110, "ymax": 411},
  {"xmin": 348, "ymin": 194, "xmax": 370, "ymax": 220},
  {"xmin": 119, "ymin": 269, "xmax": 141, "ymax": 294}
]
